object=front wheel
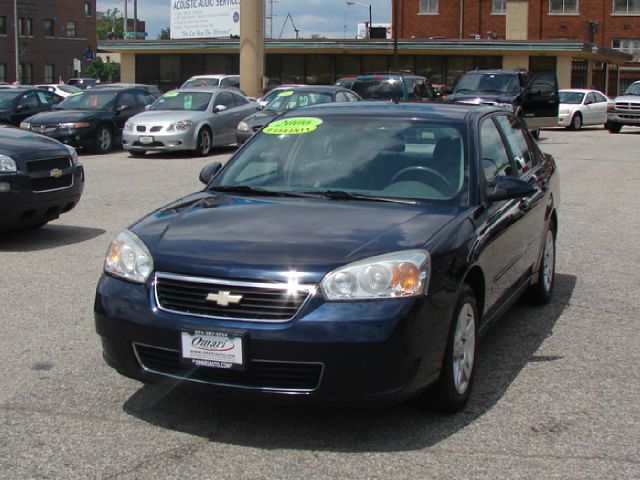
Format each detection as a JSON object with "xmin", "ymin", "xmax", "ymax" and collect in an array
[
  {"xmin": 524, "ymin": 226, "xmax": 556, "ymax": 304},
  {"xmin": 194, "ymin": 128, "xmax": 212, "ymax": 157},
  {"xmin": 423, "ymin": 284, "xmax": 479, "ymax": 413},
  {"xmin": 568, "ymin": 113, "xmax": 582, "ymax": 130},
  {"xmin": 607, "ymin": 121, "xmax": 622, "ymax": 133},
  {"xmin": 94, "ymin": 125, "xmax": 113, "ymax": 154}
]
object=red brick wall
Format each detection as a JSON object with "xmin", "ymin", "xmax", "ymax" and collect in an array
[
  {"xmin": 399, "ymin": 0, "xmax": 639, "ymax": 48},
  {"xmin": 0, "ymin": 0, "xmax": 96, "ymax": 83}
]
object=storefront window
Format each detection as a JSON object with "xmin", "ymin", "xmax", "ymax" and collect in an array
[
  {"xmin": 306, "ymin": 55, "xmax": 332, "ymax": 84},
  {"xmin": 281, "ymin": 55, "xmax": 305, "ymax": 84}
]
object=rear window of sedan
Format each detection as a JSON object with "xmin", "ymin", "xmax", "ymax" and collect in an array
[
  {"xmin": 351, "ymin": 78, "xmax": 404, "ymax": 100},
  {"xmin": 215, "ymin": 116, "xmax": 468, "ymax": 203},
  {"xmin": 182, "ymin": 78, "xmax": 220, "ymax": 88},
  {"xmin": 265, "ymin": 92, "xmax": 333, "ymax": 112},
  {"xmin": 150, "ymin": 91, "xmax": 212, "ymax": 111}
]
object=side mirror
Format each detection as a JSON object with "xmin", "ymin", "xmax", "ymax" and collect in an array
[
  {"xmin": 144, "ymin": 104, "xmax": 151, "ymax": 111},
  {"xmin": 199, "ymin": 162, "xmax": 223, "ymax": 185},
  {"xmin": 214, "ymin": 104, "xmax": 227, "ymax": 113},
  {"xmin": 117, "ymin": 105, "xmax": 129, "ymax": 113},
  {"xmin": 15, "ymin": 104, "xmax": 27, "ymax": 112},
  {"xmin": 257, "ymin": 104, "xmax": 264, "ymax": 111},
  {"xmin": 486, "ymin": 176, "xmax": 535, "ymax": 202}
]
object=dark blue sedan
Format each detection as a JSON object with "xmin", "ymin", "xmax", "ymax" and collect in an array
[{"xmin": 94, "ymin": 102, "xmax": 559, "ymax": 411}]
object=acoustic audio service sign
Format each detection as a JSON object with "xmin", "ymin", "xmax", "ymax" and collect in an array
[{"xmin": 170, "ymin": 0, "xmax": 240, "ymax": 39}]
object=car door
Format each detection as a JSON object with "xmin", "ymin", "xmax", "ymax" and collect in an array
[
  {"xmin": 590, "ymin": 91, "xmax": 609, "ymax": 124},
  {"xmin": 12, "ymin": 91, "xmax": 41, "ymax": 125},
  {"xmin": 521, "ymin": 71, "xmax": 559, "ymax": 129},
  {"xmin": 211, "ymin": 91, "xmax": 238, "ymax": 145},
  {"xmin": 114, "ymin": 91, "xmax": 145, "ymax": 132},
  {"xmin": 476, "ymin": 115, "xmax": 535, "ymax": 311},
  {"xmin": 36, "ymin": 90, "xmax": 62, "ymax": 113}
]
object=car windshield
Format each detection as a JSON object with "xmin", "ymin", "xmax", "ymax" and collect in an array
[
  {"xmin": 213, "ymin": 116, "xmax": 468, "ymax": 203},
  {"xmin": 182, "ymin": 78, "xmax": 221, "ymax": 88},
  {"xmin": 57, "ymin": 91, "xmax": 118, "ymax": 110},
  {"xmin": 559, "ymin": 91, "xmax": 585, "ymax": 104},
  {"xmin": 351, "ymin": 78, "xmax": 404, "ymax": 100},
  {"xmin": 264, "ymin": 92, "xmax": 333, "ymax": 112},
  {"xmin": 150, "ymin": 91, "xmax": 212, "ymax": 111},
  {"xmin": 0, "ymin": 91, "xmax": 21, "ymax": 109},
  {"xmin": 624, "ymin": 83, "xmax": 640, "ymax": 95},
  {"xmin": 454, "ymin": 73, "xmax": 520, "ymax": 95}
]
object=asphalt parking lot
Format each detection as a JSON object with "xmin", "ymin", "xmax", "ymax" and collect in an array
[{"xmin": 1, "ymin": 127, "xmax": 639, "ymax": 479}]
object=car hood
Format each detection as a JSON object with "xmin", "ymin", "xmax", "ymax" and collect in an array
[
  {"xmin": 25, "ymin": 109, "xmax": 109, "ymax": 124},
  {"xmin": 131, "ymin": 192, "xmax": 459, "ymax": 283},
  {"xmin": 614, "ymin": 94, "xmax": 640, "ymax": 103},
  {"xmin": 129, "ymin": 110, "xmax": 208, "ymax": 124},
  {"xmin": 447, "ymin": 92, "xmax": 517, "ymax": 104},
  {"xmin": 0, "ymin": 125, "xmax": 69, "ymax": 159},
  {"xmin": 242, "ymin": 110, "xmax": 280, "ymax": 128}
]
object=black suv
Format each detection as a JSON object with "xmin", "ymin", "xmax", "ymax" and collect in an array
[
  {"xmin": 350, "ymin": 73, "xmax": 436, "ymax": 102},
  {"xmin": 446, "ymin": 69, "xmax": 559, "ymax": 135}
]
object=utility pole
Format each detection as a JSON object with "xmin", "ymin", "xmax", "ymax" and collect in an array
[
  {"xmin": 133, "ymin": 0, "xmax": 138, "ymax": 38},
  {"xmin": 123, "ymin": 0, "xmax": 128, "ymax": 36},
  {"xmin": 13, "ymin": 0, "xmax": 19, "ymax": 82}
]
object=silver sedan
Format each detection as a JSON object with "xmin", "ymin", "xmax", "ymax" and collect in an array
[{"xmin": 122, "ymin": 88, "xmax": 257, "ymax": 156}]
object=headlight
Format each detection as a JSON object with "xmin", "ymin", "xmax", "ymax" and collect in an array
[
  {"xmin": 0, "ymin": 155, "xmax": 17, "ymax": 173},
  {"xmin": 321, "ymin": 250, "xmax": 430, "ymax": 300},
  {"xmin": 59, "ymin": 122, "xmax": 91, "ymax": 129},
  {"xmin": 124, "ymin": 122, "xmax": 133, "ymax": 132},
  {"xmin": 167, "ymin": 120, "xmax": 193, "ymax": 132},
  {"xmin": 64, "ymin": 144, "xmax": 79, "ymax": 165},
  {"xmin": 494, "ymin": 102, "xmax": 515, "ymax": 111},
  {"xmin": 19, "ymin": 122, "xmax": 30, "ymax": 130},
  {"xmin": 104, "ymin": 230, "xmax": 154, "ymax": 284},
  {"xmin": 237, "ymin": 121, "xmax": 250, "ymax": 132},
  {"xmin": 607, "ymin": 103, "xmax": 615, "ymax": 112}
]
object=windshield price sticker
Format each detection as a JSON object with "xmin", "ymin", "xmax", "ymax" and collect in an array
[
  {"xmin": 264, "ymin": 117, "xmax": 323, "ymax": 135},
  {"xmin": 163, "ymin": 91, "xmax": 179, "ymax": 97},
  {"xmin": 277, "ymin": 91, "xmax": 294, "ymax": 97},
  {"xmin": 68, "ymin": 92, "xmax": 83, "ymax": 97},
  {"xmin": 181, "ymin": 330, "xmax": 245, "ymax": 370}
]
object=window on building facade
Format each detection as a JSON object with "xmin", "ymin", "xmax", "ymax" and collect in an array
[
  {"xmin": 66, "ymin": 21, "xmax": 77, "ymax": 37},
  {"xmin": 419, "ymin": 0, "xmax": 438, "ymax": 14},
  {"xmin": 84, "ymin": 2, "xmax": 92, "ymax": 16},
  {"xmin": 492, "ymin": 0, "xmax": 507, "ymax": 14},
  {"xmin": 613, "ymin": 0, "xmax": 640, "ymax": 13},
  {"xmin": 0, "ymin": 16, "xmax": 6, "ymax": 35},
  {"xmin": 0, "ymin": 64, "xmax": 6, "ymax": 83},
  {"xmin": 612, "ymin": 38, "xmax": 640, "ymax": 60},
  {"xmin": 26, "ymin": 18, "xmax": 32, "ymax": 36},
  {"xmin": 549, "ymin": 0, "xmax": 579, "ymax": 13},
  {"xmin": 44, "ymin": 64, "xmax": 54, "ymax": 83},
  {"xmin": 19, "ymin": 64, "xmax": 32, "ymax": 84},
  {"xmin": 44, "ymin": 19, "xmax": 55, "ymax": 37}
]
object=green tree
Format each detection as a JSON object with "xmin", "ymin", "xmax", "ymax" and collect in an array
[
  {"xmin": 97, "ymin": 8, "xmax": 124, "ymax": 40},
  {"xmin": 158, "ymin": 27, "xmax": 171, "ymax": 40},
  {"xmin": 84, "ymin": 58, "xmax": 121, "ymax": 83}
]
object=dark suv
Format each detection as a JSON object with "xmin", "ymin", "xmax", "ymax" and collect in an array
[
  {"xmin": 350, "ymin": 73, "xmax": 436, "ymax": 102},
  {"xmin": 446, "ymin": 69, "xmax": 559, "ymax": 135}
]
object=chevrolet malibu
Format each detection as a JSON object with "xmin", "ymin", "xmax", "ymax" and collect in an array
[{"xmin": 95, "ymin": 103, "xmax": 559, "ymax": 411}]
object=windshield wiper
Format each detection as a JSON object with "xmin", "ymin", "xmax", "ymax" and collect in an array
[
  {"xmin": 210, "ymin": 185, "xmax": 316, "ymax": 198},
  {"xmin": 302, "ymin": 190, "xmax": 418, "ymax": 205}
]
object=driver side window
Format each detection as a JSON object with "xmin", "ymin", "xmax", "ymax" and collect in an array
[{"xmin": 480, "ymin": 118, "xmax": 513, "ymax": 184}]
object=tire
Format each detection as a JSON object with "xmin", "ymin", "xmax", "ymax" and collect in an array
[
  {"xmin": 424, "ymin": 284, "xmax": 479, "ymax": 413},
  {"xmin": 194, "ymin": 128, "xmax": 212, "ymax": 157},
  {"xmin": 568, "ymin": 113, "xmax": 582, "ymax": 130},
  {"xmin": 129, "ymin": 150, "xmax": 146, "ymax": 158},
  {"xmin": 607, "ymin": 121, "xmax": 622, "ymax": 134},
  {"xmin": 524, "ymin": 225, "xmax": 556, "ymax": 305},
  {"xmin": 94, "ymin": 125, "xmax": 114, "ymax": 154}
]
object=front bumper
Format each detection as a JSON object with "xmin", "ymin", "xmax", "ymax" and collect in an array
[
  {"xmin": 557, "ymin": 113, "xmax": 571, "ymax": 126},
  {"xmin": 31, "ymin": 127, "xmax": 97, "ymax": 150},
  {"xmin": 122, "ymin": 130, "xmax": 198, "ymax": 152},
  {"xmin": 607, "ymin": 112, "xmax": 640, "ymax": 125},
  {"xmin": 94, "ymin": 273, "xmax": 455, "ymax": 405},
  {"xmin": 0, "ymin": 166, "xmax": 84, "ymax": 231}
]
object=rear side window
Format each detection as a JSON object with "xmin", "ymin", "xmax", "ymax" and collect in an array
[
  {"xmin": 232, "ymin": 93, "xmax": 248, "ymax": 106},
  {"xmin": 495, "ymin": 115, "xmax": 537, "ymax": 174},
  {"xmin": 215, "ymin": 92, "xmax": 235, "ymax": 110},
  {"xmin": 480, "ymin": 118, "xmax": 513, "ymax": 183}
]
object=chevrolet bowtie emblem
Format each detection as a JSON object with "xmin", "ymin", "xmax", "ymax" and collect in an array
[
  {"xmin": 205, "ymin": 290, "xmax": 243, "ymax": 307},
  {"xmin": 50, "ymin": 168, "xmax": 63, "ymax": 178}
]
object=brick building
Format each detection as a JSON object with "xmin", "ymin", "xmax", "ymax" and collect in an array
[
  {"xmin": 398, "ymin": 0, "xmax": 640, "ymax": 89},
  {"xmin": 0, "ymin": 0, "xmax": 96, "ymax": 84}
]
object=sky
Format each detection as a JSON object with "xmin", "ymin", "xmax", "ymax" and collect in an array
[{"xmin": 97, "ymin": 0, "xmax": 392, "ymax": 40}]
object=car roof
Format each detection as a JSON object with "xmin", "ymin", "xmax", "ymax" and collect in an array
[
  {"xmin": 271, "ymin": 85, "xmax": 348, "ymax": 93},
  {"xmin": 281, "ymin": 101, "xmax": 496, "ymax": 121},
  {"xmin": 186, "ymin": 74, "xmax": 238, "ymax": 79},
  {"xmin": 462, "ymin": 69, "xmax": 525, "ymax": 75},
  {"xmin": 559, "ymin": 89, "xmax": 595, "ymax": 93},
  {"xmin": 172, "ymin": 87, "xmax": 231, "ymax": 94}
]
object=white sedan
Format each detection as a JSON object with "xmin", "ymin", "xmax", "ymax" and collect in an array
[
  {"xmin": 35, "ymin": 84, "xmax": 82, "ymax": 98},
  {"xmin": 558, "ymin": 89, "xmax": 610, "ymax": 130}
]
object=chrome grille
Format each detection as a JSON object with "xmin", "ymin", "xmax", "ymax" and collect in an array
[
  {"xmin": 31, "ymin": 124, "xmax": 59, "ymax": 134},
  {"xmin": 134, "ymin": 343, "xmax": 323, "ymax": 392},
  {"xmin": 154, "ymin": 272, "xmax": 315, "ymax": 322},
  {"xmin": 614, "ymin": 102, "xmax": 640, "ymax": 111},
  {"xmin": 32, "ymin": 175, "xmax": 73, "ymax": 192}
]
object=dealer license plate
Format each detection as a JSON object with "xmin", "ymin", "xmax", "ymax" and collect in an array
[
  {"xmin": 181, "ymin": 329, "xmax": 245, "ymax": 370},
  {"xmin": 139, "ymin": 135, "xmax": 154, "ymax": 144}
]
